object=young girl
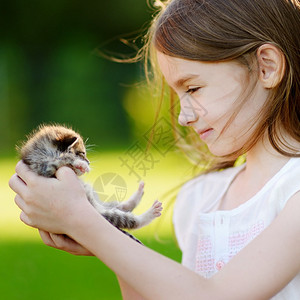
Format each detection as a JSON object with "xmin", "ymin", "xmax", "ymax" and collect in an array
[{"xmin": 9, "ymin": 0, "xmax": 300, "ymax": 299}]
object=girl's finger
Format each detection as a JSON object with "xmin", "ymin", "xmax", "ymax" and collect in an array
[
  {"xmin": 49, "ymin": 232, "xmax": 67, "ymax": 249},
  {"xmin": 48, "ymin": 232, "xmax": 94, "ymax": 256},
  {"xmin": 15, "ymin": 161, "xmax": 34, "ymax": 182},
  {"xmin": 15, "ymin": 160, "xmax": 45, "ymax": 186},
  {"xmin": 39, "ymin": 230, "xmax": 56, "ymax": 248},
  {"xmin": 55, "ymin": 166, "xmax": 77, "ymax": 181},
  {"xmin": 19, "ymin": 211, "xmax": 35, "ymax": 228},
  {"xmin": 9, "ymin": 173, "xmax": 27, "ymax": 197},
  {"xmin": 14, "ymin": 194, "xmax": 26, "ymax": 211}
]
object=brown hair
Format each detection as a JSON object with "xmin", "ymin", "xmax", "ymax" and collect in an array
[{"xmin": 142, "ymin": 0, "xmax": 300, "ymax": 172}]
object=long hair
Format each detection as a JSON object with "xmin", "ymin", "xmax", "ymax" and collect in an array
[{"xmin": 142, "ymin": 0, "xmax": 300, "ymax": 172}]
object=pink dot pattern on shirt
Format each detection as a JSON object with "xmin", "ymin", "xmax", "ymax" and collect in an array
[
  {"xmin": 196, "ymin": 236, "xmax": 214, "ymax": 275},
  {"xmin": 195, "ymin": 220, "xmax": 265, "ymax": 277},
  {"xmin": 229, "ymin": 220, "xmax": 265, "ymax": 259}
]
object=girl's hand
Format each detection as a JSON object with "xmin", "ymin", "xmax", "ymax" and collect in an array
[
  {"xmin": 9, "ymin": 160, "xmax": 92, "ymax": 235},
  {"xmin": 39, "ymin": 230, "xmax": 94, "ymax": 256}
]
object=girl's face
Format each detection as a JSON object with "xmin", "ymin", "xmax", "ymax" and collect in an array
[{"xmin": 157, "ymin": 51, "xmax": 270, "ymax": 156}]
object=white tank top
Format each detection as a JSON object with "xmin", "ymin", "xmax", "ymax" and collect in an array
[{"xmin": 173, "ymin": 157, "xmax": 300, "ymax": 299}]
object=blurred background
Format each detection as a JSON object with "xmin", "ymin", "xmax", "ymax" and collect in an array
[{"xmin": 0, "ymin": 1, "xmax": 195, "ymax": 299}]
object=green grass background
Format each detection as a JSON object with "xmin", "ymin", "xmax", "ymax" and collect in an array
[{"xmin": 0, "ymin": 150, "xmax": 193, "ymax": 299}]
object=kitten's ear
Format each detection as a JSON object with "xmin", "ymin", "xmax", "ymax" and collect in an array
[
  {"xmin": 54, "ymin": 136, "xmax": 79, "ymax": 152},
  {"xmin": 67, "ymin": 136, "xmax": 79, "ymax": 149}
]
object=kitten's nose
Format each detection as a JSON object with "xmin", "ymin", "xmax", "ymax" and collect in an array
[{"xmin": 85, "ymin": 158, "xmax": 90, "ymax": 165}]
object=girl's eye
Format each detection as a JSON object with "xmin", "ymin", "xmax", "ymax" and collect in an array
[{"xmin": 186, "ymin": 87, "xmax": 201, "ymax": 95}]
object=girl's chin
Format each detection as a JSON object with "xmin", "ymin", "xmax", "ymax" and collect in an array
[{"xmin": 207, "ymin": 144, "xmax": 239, "ymax": 157}]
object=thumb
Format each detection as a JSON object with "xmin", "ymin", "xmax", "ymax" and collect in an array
[{"xmin": 55, "ymin": 166, "xmax": 77, "ymax": 181}]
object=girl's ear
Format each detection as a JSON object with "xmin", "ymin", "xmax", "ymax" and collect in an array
[{"xmin": 256, "ymin": 44, "xmax": 286, "ymax": 88}]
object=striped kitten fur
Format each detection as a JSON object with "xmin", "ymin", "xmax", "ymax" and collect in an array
[{"xmin": 19, "ymin": 125, "xmax": 163, "ymax": 233}]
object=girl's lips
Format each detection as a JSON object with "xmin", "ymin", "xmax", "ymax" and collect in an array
[{"xmin": 198, "ymin": 128, "xmax": 213, "ymax": 140}]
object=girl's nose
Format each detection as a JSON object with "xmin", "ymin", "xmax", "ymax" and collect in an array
[{"xmin": 178, "ymin": 106, "xmax": 199, "ymax": 126}]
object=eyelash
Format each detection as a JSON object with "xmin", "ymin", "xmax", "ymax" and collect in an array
[{"xmin": 186, "ymin": 87, "xmax": 201, "ymax": 95}]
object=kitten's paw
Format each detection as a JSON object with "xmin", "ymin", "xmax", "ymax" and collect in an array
[
  {"xmin": 73, "ymin": 159, "xmax": 90, "ymax": 175},
  {"xmin": 119, "ymin": 181, "xmax": 145, "ymax": 212},
  {"xmin": 150, "ymin": 200, "xmax": 163, "ymax": 217},
  {"xmin": 137, "ymin": 181, "xmax": 145, "ymax": 196},
  {"xmin": 136, "ymin": 200, "xmax": 163, "ymax": 228}
]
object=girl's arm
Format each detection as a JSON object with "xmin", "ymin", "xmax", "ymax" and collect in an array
[
  {"xmin": 118, "ymin": 277, "xmax": 146, "ymax": 300},
  {"xmin": 9, "ymin": 162, "xmax": 300, "ymax": 300},
  {"xmin": 65, "ymin": 194, "xmax": 300, "ymax": 300}
]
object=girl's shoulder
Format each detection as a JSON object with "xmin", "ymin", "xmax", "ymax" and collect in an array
[
  {"xmin": 177, "ymin": 156, "xmax": 300, "ymax": 205},
  {"xmin": 269, "ymin": 157, "xmax": 300, "ymax": 210},
  {"xmin": 174, "ymin": 156, "xmax": 300, "ymax": 223}
]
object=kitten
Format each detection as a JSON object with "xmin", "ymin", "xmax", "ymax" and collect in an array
[{"xmin": 18, "ymin": 125, "xmax": 163, "ymax": 239}]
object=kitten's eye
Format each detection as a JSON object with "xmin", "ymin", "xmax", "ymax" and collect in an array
[{"xmin": 76, "ymin": 151, "xmax": 86, "ymax": 158}]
